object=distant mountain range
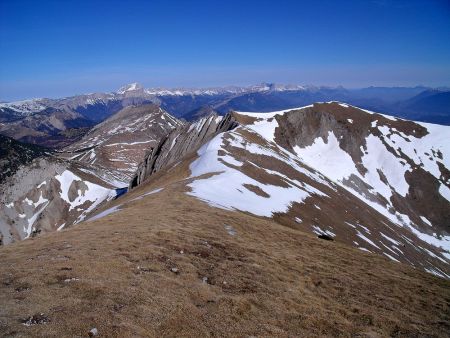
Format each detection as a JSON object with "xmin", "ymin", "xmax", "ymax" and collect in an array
[{"xmin": 1, "ymin": 83, "xmax": 449, "ymax": 147}]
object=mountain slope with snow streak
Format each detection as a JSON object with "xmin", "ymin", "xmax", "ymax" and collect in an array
[
  {"xmin": 130, "ymin": 103, "xmax": 449, "ymax": 277},
  {"xmin": 61, "ymin": 104, "xmax": 182, "ymax": 186}
]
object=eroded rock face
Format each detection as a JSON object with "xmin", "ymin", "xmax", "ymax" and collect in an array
[
  {"xmin": 0, "ymin": 105, "xmax": 184, "ymax": 245},
  {"xmin": 130, "ymin": 113, "xmax": 238, "ymax": 188}
]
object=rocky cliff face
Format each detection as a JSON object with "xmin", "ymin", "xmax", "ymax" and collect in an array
[
  {"xmin": 128, "ymin": 102, "xmax": 450, "ymax": 277},
  {"xmin": 268, "ymin": 103, "xmax": 449, "ymax": 243},
  {"xmin": 0, "ymin": 156, "xmax": 118, "ymax": 245},
  {"xmin": 130, "ymin": 113, "xmax": 238, "ymax": 188}
]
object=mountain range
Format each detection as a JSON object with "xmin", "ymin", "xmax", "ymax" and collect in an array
[
  {"xmin": 1, "ymin": 83, "xmax": 449, "ymax": 147},
  {"xmin": 0, "ymin": 90, "xmax": 449, "ymax": 336}
]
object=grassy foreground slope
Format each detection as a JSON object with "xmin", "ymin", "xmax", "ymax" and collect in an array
[{"xmin": 1, "ymin": 177, "xmax": 449, "ymax": 337}]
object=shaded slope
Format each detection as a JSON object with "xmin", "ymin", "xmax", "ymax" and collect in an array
[
  {"xmin": 0, "ymin": 135, "xmax": 51, "ymax": 183},
  {"xmin": 0, "ymin": 107, "xmax": 93, "ymax": 148}
]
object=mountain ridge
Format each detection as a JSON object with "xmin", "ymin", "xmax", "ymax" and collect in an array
[{"xmin": 129, "ymin": 102, "xmax": 450, "ymax": 277}]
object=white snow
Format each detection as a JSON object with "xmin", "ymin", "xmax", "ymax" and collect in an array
[
  {"xmin": 383, "ymin": 253, "xmax": 400, "ymax": 262},
  {"xmin": 312, "ymin": 225, "xmax": 335, "ymax": 237},
  {"xmin": 224, "ymin": 224, "xmax": 237, "ymax": 236},
  {"xmin": 294, "ymin": 131, "xmax": 359, "ymax": 183},
  {"xmin": 356, "ymin": 231, "xmax": 380, "ymax": 249},
  {"xmin": 131, "ymin": 188, "xmax": 164, "ymax": 201},
  {"xmin": 55, "ymin": 170, "xmax": 116, "ymax": 221},
  {"xmin": 87, "ymin": 205, "xmax": 122, "ymax": 222},
  {"xmin": 236, "ymin": 105, "xmax": 313, "ymax": 119},
  {"xmin": 420, "ymin": 216, "xmax": 432, "ymax": 226},
  {"xmin": 439, "ymin": 184, "xmax": 450, "ymax": 202},
  {"xmin": 24, "ymin": 201, "xmax": 49, "ymax": 238},
  {"xmin": 188, "ymin": 132, "xmax": 324, "ymax": 217},
  {"xmin": 380, "ymin": 232, "xmax": 401, "ymax": 246},
  {"xmin": 0, "ymin": 99, "xmax": 46, "ymax": 114}
]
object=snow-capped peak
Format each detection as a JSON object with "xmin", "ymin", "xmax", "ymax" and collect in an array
[{"xmin": 117, "ymin": 82, "xmax": 143, "ymax": 94}]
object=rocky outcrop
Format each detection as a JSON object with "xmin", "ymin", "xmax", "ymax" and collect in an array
[{"xmin": 129, "ymin": 113, "xmax": 238, "ymax": 189}]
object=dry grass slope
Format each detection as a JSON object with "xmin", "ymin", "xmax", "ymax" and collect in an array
[{"xmin": 1, "ymin": 181, "xmax": 449, "ymax": 337}]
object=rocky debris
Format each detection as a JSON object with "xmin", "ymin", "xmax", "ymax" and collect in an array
[
  {"xmin": 224, "ymin": 224, "xmax": 237, "ymax": 236},
  {"xmin": 318, "ymin": 234, "xmax": 334, "ymax": 241},
  {"xmin": 21, "ymin": 313, "xmax": 50, "ymax": 326}
]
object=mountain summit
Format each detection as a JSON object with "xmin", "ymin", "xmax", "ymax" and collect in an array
[{"xmin": 116, "ymin": 82, "xmax": 144, "ymax": 94}]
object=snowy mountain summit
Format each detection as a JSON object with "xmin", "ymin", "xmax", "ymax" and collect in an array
[{"xmin": 116, "ymin": 82, "xmax": 144, "ymax": 94}]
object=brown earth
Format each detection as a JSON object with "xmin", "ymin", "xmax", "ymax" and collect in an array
[{"xmin": 1, "ymin": 179, "xmax": 449, "ymax": 337}]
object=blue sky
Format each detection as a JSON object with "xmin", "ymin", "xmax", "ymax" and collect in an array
[{"xmin": 0, "ymin": 0, "xmax": 449, "ymax": 100}]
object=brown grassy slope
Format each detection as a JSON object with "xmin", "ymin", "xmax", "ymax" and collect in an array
[{"xmin": 0, "ymin": 180, "xmax": 449, "ymax": 337}]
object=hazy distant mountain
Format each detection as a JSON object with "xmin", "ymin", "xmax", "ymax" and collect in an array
[
  {"xmin": 181, "ymin": 105, "xmax": 218, "ymax": 121},
  {"xmin": 1, "ymin": 83, "xmax": 449, "ymax": 148},
  {"xmin": 393, "ymin": 90, "xmax": 450, "ymax": 124}
]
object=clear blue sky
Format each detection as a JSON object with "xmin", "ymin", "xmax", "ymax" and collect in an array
[{"xmin": 1, "ymin": 0, "xmax": 449, "ymax": 100}]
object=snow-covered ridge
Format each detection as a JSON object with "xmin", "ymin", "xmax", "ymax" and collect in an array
[
  {"xmin": 116, "ymin": 82, "xmax": 143, "ymax": 94},
  {"xmin": 115, "ymin": 82, "xmax": 310, "ymax": 97},
  {"xmin": 160, "ymin": 103, "xmax": 448, "ymax": 277},
  {"xmin": 0, "ymin": 99, "xmax": 47, "ymax": 114}
]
